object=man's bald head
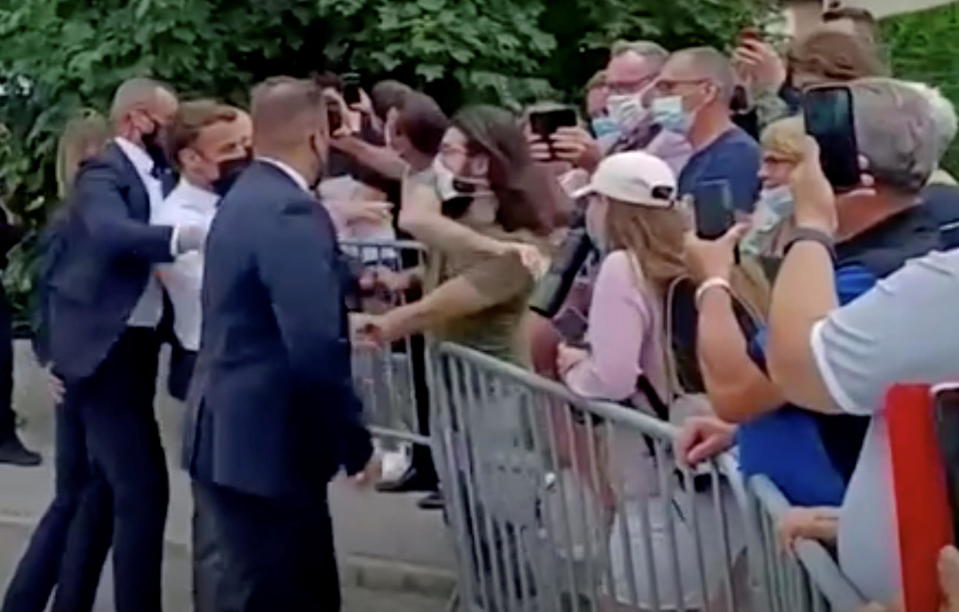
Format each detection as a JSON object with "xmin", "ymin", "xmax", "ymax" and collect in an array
[
  {"xmin": 251, "ymin": 77, "xmax": 327, "ymax": 154},
  {"xmin": 109, "ymin": 78, "xmax": 177, "ymax": 126}
]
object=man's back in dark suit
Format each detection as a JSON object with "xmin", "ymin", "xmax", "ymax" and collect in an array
[{"xmin": 187, "ymin": 156, "xmax": 371, "ymax": 612}]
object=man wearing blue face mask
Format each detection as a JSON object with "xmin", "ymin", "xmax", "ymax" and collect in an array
[{"xmin": 651, "ymin": 47, "xmax": 762, "ymax": 214}]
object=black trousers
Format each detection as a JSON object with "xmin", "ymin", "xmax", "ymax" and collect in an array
[
  {"xmin": 61, "ymin": 327, "xmax": 168, "ymax": 612},
  {"xmin": 1, "ymin": 392, "xmax": 110, "ymax": 612},
  {"xmin": 196, "ymin": 480, "xmax": 340, "ymax": 612},
  {"xmin": 191, "ymin": 481, "xmax": 223, "ymax": 612}
]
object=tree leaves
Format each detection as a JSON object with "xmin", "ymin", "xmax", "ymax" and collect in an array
[{"xmin": 0, "ymin": 0, "xmax": 780, "ymax": 322}]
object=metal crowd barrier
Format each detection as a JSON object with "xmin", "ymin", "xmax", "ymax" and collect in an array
[
  {"xmin": 342, "ymin": 238, "xmax": 431, "ymax": 447},
  {"xmin": 342, "ymin": 239, "xmax": 871, "ymax": 612},
  {"xmin": 746, "ymin": 475, "xmax": 867, "ymax": 612},
  {"xmin": 429, "ymin": 341, "xmax": 751, "ymax": 612}
]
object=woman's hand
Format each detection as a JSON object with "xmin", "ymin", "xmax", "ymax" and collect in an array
[
  {"xmin": 732, "ymin": 39, "xmax": 787, "ymax": 95},
  {"xmin": 682, "ymin": 223, "xmax": 750, "ymax": 284},
  {"xmin": 556, "ymin": 343, "xmax": 588, "ymax": 376}
]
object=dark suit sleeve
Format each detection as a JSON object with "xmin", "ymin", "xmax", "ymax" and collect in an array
[
  {"xmin": 73, "ymin": 160, "xmax": 175, "ymax": 263},
  {"xmin": 257, "ymin": 197, "xmax": 373, "ymax": 475}
]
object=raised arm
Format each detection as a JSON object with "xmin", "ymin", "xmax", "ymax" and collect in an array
[{"xmin": 398, "ymin": 170, "xmax": 524, "ymax": 257}]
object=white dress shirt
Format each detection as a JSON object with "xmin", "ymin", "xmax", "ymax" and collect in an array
[
  {"xmin": 115, "ymin": 137, "xmax": 176, "ymax": 328},
  {"xmin": 152, "ymin": 179, "xmax": 219, "ymax": 351}
]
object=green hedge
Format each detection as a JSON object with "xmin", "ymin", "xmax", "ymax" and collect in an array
[{"xmin": 883, "ymin": 2, "xmax": 959, "ymax": 175}]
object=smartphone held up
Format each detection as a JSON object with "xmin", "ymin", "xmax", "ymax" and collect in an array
[{"xmin": 802, "ymin": 85, "xmax": 861, "ymax": 192}]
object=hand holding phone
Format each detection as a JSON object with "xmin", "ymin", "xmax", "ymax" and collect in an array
[
  {"xmin": 692, "ymin": 180, "xmax": 734, "ymax": 240},
  {"xmin": 342, "ymin": 72, "xmax": 362, "ymax": 106},
  {"xmin": 802, "ymin": 85, "xmax": 861, "ymax": 191},
  {"xmin": 529, "ymin": 108, "xmax": 578, "ymax": 160}
]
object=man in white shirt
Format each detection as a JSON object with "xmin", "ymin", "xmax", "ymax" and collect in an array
[
  {"xmin": 155, "ymin": 101, "xmax": 252, "ymax": 401},
  {"xmin": 153, "ymin": 100, "xmax": 251, "ymax": 612}
]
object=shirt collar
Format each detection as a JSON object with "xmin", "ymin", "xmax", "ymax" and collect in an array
[
  {"xmin": 114, "ymin": 137, "xmax": 155, "ymax": 177},
  {"xmin": 257, "ymin": 156, "xmax": 310, "ymax": 193},
  {"xmin": 170, "ymin": 178, "xmax": 219, "ymax": 213}
]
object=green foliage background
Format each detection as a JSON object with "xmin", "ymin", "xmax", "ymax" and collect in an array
[
  {"xmin": 0, "ymin": 0, "xmax": 956, "ymax": 327},
  {"xmin": 882, "ymin": 2, "xmax": 959, "ymax": 176},
  {"xmin": 0, "ymin": 0, "xmax": 772, "ymax": 325}
]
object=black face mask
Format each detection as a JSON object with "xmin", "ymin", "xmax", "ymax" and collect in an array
[
  {"xmin": 211, "ymin": 150, "xmax": 253, "ymax": 198},
  {"xmin": 141, "ymin": 120, "xmax": 170, "ymax": 172}
]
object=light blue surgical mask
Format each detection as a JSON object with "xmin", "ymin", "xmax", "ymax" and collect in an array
[
  {"xmin": 651, "ymin": 95, "xmax": 692, "ymax": 134},
  {"xmin": 590, "ymin": 116, "xmax": 621, "ymax": 140},
  {"xmin": 740, "ymin": 185, "xmax": 795, "ymax": 256}
]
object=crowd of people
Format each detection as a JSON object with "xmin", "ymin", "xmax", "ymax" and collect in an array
[{"xmin": 0, "ymin": 3, "xmax": 958, "ymax": 612}]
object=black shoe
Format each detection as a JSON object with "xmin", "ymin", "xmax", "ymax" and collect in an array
[
  {"xmin": 376, "ymin": 467, "xmax": 438, "ymax": 494},
  {"xmin": 416, "ymin": 491, "xmax": 444, "ymax": 511},
  {"xmin": 0, "ymin": 436, "xmax": 41, "ymax": 467}
]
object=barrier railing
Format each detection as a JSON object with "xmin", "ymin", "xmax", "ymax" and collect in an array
[
  {"xmin": 746, "ymin": 475, "xmax": 867, "ymax": 612},
  {"xmin": 343, "ymin": 239, "xmax": 430, "ymax": 446},
  {"xmin": 429, "ymin": 341, "xmax": 750, "ymax": 612},
  {"xmin": 342, "ymin": 238, "xmax": 870, "ymax": 611}
]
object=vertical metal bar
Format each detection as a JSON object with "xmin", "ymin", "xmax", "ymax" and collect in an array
[
  {"xmin": 709, "ymin": 462, "xmax": 736, "ymax": 612},
  {"xmin": 527, "ymin": 389, "xmax": 565, "ymax": 612},
  {"xmin": 447, "ymin": 356, "xmax": 493, "ymax": 612},
  {"xmin": 462, "ymin": 365, "xmax": 508, "ymax": 612},
  {"xmin": 609, "ymin": 422, "xmax": 642, "ymax": 609},
  {"xmin": 561, "ymin": 401, "xmax": 598, "ymax": 609},
  {"xmin": 680, "ymin": 465, "xmax": 712, "ymax": 612},
  {"xmin": 654, "ymin": 440, "xmax": 686, "ymax": 612},
  {"xmin": 542, "ymin": 397, "xmax": 583, "ymax": 612},
  {"xmin": 583, "ymin": 410, "xmax": 612, "ymax": 609},
  {"xmin": 485, "ymin": 373, "xmax": 520, "ymax": 612},
  {"xmin": 636, "ymin": 461, "xmax": 663, "ymax": 611}
]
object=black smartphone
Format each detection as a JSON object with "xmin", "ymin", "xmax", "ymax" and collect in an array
[
  {"xmin": 693, "ymin": 179, "xmax": 734, "ymax": 240},
  {"xmin": 933, "ymin": 384, "xmax": 959, "ymax": 542},
  {"xmin": 803, "ymin": 85, "xmax": 860, "ymax": 191},
  {"xmin": 342, "ymin": 72, "xmax": 361, "ymax": 105},
  {"xmin": 529, "ymin": 108, "xmax": 577, "ymax": 139}
]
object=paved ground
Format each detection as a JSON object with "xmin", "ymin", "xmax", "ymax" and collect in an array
[{"xmin": 0, "ymin": 341, "xmax": 456, "ymax": 611}]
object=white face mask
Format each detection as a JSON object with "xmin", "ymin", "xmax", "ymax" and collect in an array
[
  {"xmin": 740, "ymin": 185, "xmax": 795, "ymax": 255},
  {"xmin": 432, "ymin": 156, "xmax": 491, "ymax": 202},
  {"xmin": 606, "ymin": 90, "xmax": 650, "ymax": 133}
]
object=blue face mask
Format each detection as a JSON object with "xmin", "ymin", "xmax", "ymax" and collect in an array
[
  {"xmin": 650, "ymin": 95, "xmax": 692, "ymax": 135},
  {"xmin": 590, "ymin": 116, "xmax": 621, "ymax": 140}
]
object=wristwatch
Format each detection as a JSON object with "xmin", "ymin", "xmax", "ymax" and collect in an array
[{"xmin": 784, "ymin": 227, "xmax": 836, "ymax": 260}]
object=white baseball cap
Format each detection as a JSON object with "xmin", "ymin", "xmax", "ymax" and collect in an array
[{"xmin": 573, "ymin": 151, "xmax": 678, "ymax": 208}]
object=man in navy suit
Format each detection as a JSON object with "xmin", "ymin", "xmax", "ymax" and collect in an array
[
  {"xmin": 3, "ymin": 78, "xmax": 208, "ymax": 612},
  {"xmin": 185, "ymin": 77, "xmax": 375, "ymax": 611}
]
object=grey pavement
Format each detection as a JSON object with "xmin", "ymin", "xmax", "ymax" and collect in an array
[{"xmin": 0, "ymin": 341, "xmax": 456, "ymax": 611}]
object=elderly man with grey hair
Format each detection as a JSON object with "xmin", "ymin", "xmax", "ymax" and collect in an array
[
  {"xmin": 651, "ymin": 47, "xmax": 762, "ymax": 213},
  {"xmin": 678, "ymin": 78, "xmax": 943, "ymax": 578},
  {"xmin": 752, "ymin": 77, "xmax": 946, "ymax": 608},
  {"xmin": 906, "ymin": 81, "xmax": 959, "ymax": 248}
]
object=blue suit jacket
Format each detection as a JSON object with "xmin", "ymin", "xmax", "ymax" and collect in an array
[
  {"xmin": 185, "ymin": 161, "xmax": 372, "ymax": 499},
  {"xmin": 45, "ymin": 142, "xmax": 175, "ymax": 381}
]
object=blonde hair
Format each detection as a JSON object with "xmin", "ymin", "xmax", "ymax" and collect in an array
[
  {"xmin": 606, "ymin": 198, "xmax": 769, "ymax": 316},
  {"xmin": 56, "ymin": 109, "xmax": 109, "ymax": 198},
  {"xmin": 760, "ymin": 116, "xmax": 806, "ymax": 163}
]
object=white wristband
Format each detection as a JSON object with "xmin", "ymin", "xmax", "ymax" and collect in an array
[{"xmin": 695, "ymin": 277, "xmax": 732, "ymax": 307}]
